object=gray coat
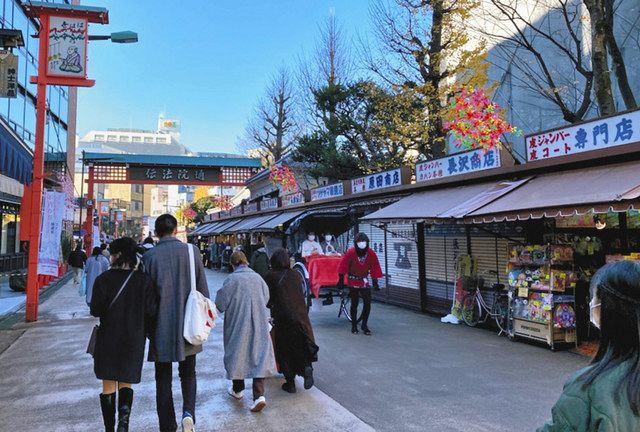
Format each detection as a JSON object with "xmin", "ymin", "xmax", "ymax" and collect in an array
[
  {"xmin": 85, "ymin": 254, "xmax": 110, "ymax": 305},
  {"xmin": 142, "ymin": 237, "xmax": 210, "ymax": 362},
  {"xmin": 215, "ymin": 266, "xmax": 277, "ymax": 380}
]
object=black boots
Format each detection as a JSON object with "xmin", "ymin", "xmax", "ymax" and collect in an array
[
  {"xmin": 361, "ymin": 322, "xmax": 372, "ymax": 336},
  {"xmin": 100, "ymin": 393, "xmax": 116, "ymax": 432},
  {"xmin": 116, "ymin": 388, "xmax": 134, "ymax": 432},
  {"xmin": 282, "ymin": 377, "xmax": 297, "ymax": 394},
  {"xmin": 351, "ymin": 322, "xmax": 359, "ymax": 334},
  {"xmin": 303, "ymin": 366, "xmax": 314, "ymax": 390}
]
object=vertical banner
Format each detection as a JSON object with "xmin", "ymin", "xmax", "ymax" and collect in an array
[
  {"xmin": 38, "ymin": 191, "xmax": 65, "ymax": 276},
  {"xmin": 93, "ymin": 225, "xmax": 100, "ymax": 249},
  {"xmin": 47, "ymin": 16, "xmax": 88, "ymax": 78}
]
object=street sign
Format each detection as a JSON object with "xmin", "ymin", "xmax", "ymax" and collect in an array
[{"xmin": 0, "ymin": 50, "xmax": 18, "ymax": 98}]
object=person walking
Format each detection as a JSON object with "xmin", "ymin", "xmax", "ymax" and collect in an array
[
  {"xmin": 337, "ymin": 232, "xmax": 383, "ymax": 335},
  {"xmin": 68, "ymin": 242, "xmax": 87, "ymax": 285},
  {"xmin": 215, "ymin": 251, "xmax": 276, "ymax": 413},
  {"xmin": 264, "ymin": 248, "xmax": 318, "ymax": 394},
  {"xmin": 90, "ymin": 237, "xmax": 158, "ymax": 432},
  {"xmin": 249, "ymin": 242, "xmax": 270, "ymax": 279},
  {"xmin": 85, "ymin": 246, "xmax": 110, "ymax": 306},
  {"xmin": 142, "ymin": 214, "xmax": 210, "ymax": 432},
  {"xmin": 538, "ymin": 260, "xmax": 640, "ymax": 431}
]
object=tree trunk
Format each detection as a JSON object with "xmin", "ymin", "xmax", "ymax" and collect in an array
[
  {"xmin": 603, "ymin": 0, "xmax": 637, "ymax": 110},
  {"xmin": 584, "ymin": 0, "xmax": 616, "ymax": 115},
  {"xmin": 426, "ymin": 0, "xmax": 446, "ymax": 158}
]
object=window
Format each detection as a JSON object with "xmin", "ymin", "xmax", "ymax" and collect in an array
[
  {"xmin": 94, "ymin": 135, "xmax": 105, "ymax": 141},
  {"xmin": 132, "ymin": 136, "xmax": 142, "ymax": 142},
  {"xmin": 144, "ymin": 137, "xmax": 153, "ymax": 143},
  {"xmin": 107, "ymin": 135, "xmax": 117, "ymax": 142},
  {"xmin": 119, "ymin": 136, "xmax": 129, "ymax": 142},
  {"xmin": 156, "ymin": 137, "xmax": 167, "ymax": 143}
]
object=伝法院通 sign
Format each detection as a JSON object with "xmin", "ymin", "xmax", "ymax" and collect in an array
[
  {"xmin": 527, "ymin": 109, "xmax": 640, "ymax": 161},
  {"xmin": 129, "ymin": 166, "xmax": 220, "ymax": 183},
  {"xmin": 311, "ymin": 183, "xmax": 344, "ymax": 201},
  {"xmin": 416, "ymin": 148, "xmax": 501, "ymax": 182},
  {"xmin": 351, "ymin": 168, "xmax": 403, "ymax": 194}
]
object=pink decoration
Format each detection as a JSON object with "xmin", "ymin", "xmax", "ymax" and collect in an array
[{"xmin": 269, "ymin": 165, "xmax": 299, "ymax": 194}]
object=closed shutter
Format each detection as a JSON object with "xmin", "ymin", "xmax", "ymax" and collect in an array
[
  {"xmin": 361, "ymin": 223, "xmax": 387, "ymax": 288},
  {"xmin": 386, "ymin": 223, "xmax": 419, "ymax": 290},
  {"xmin": 470, "ymin": 235, "xmax": 522, "ymax": 306},
  {"xmin": 425, "ymin": 234, "xmax": 466, "ymax": 303}
]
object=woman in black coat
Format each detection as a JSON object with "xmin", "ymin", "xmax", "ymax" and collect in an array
[
  {"xmin": 90, "ymin": 237, "xmax": 158, "ymax": 432},
  {"xmin": 264, "ymin": 248, "xmax": 319, "ymax": 394}
]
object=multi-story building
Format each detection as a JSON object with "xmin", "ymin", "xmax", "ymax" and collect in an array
[{"xmin": 0, "ymin": 0, "xmax": 76, "ymax": 267}]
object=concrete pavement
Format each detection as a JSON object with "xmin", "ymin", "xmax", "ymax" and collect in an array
[{"xmin": 0, "ymin": 270, "xmax": 373, "ymax": 432}]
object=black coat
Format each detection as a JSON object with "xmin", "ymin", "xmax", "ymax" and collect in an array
[
  {"xmin": 90, "ymin": 269, "xmax": 158, "ymax": 383},
  {"xmin": 68, "ymin": 249, "xmax": 87, "ymax": 268},
  {"xmin": 265, "ymin": 269, "xmax": 318, "ymax": 378}
]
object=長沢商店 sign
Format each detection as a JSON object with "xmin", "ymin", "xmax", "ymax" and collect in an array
[
  {"xmin": 415, "ymin": 147, "xmax": 501, "ymax": 182},
  {"xmin": 47, "ymin": 16, "xmax": 88, "ymax": 78},
  {"xmin": 351, "ymin": 168, "xmax": 404, "ymax": 194},
  {"xmin": 526, "ymin": 109, "xmax": 640, "ymax": 161}
]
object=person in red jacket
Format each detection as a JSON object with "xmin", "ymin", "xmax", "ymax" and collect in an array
[{"xmin": 337, "ymin": 232, "xmax": 383, "ymax": 335}]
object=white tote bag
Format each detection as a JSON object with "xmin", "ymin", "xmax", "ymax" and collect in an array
[{"xmin": 183, "ymin": 244, "xmax": 216, "ymax": 346}]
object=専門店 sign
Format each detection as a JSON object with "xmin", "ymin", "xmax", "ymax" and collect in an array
[
  {"xmin": 526, "ymin": 109, "xmax": 640, "ymax": 161},
  {"xmin": 261, "ymin": 197, "xmax": 279, "ymax": 210},
  {"xmin": 416, "ymin": 148, "xmax": 501, "ymax": 182},
  {"xmin": 282, "ymin": 192, "xmax": 305, "ymax": 207},
  {"xmin": 0, "ymin": 50, "xmax": 18, "ymax": 98},
  {"xmin": 311, "ymin": 183, "xmax": 344, "ymax": 201},
  {"xmin": 47, "ymin": 16, "xmax": 88, "ymax": 78},
  {"xmin": 129, "ymin": 166, "xmax": 220, "ymax": 184},
  {"xmin": 351, "ymin": 168, "xmax": 402, "ymax": 194}
]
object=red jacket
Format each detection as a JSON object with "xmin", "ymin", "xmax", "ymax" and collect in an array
[{"xmin": 338, "ymin": 247, "xmax": 384, "ymax": 288}]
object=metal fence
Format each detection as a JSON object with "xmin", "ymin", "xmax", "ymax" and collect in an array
[{"xmin": 0, "ymin": 253, "xmax": 27, "ymax": 275}]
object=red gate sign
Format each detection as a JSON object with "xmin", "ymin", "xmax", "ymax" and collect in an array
[{"xmin": 47, "ymin": 16, "xmax": 88, "ymax": 79}]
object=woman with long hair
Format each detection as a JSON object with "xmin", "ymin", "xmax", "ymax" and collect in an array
[
  {"xmin": 265, "ymin": 248, "xmax": 318, "ymax": 394},
  {"xmin": 91, "ymin": 237, "xmax": 158, "ymax": 432},
  {"xmin": 85, "ymin": 246, "xmax": 110, "ymax": 306},
  {"xmin": 538, "ymin": 260, "xmax": 640, "ymax": 431}
]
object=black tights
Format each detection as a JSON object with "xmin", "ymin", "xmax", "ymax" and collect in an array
[{"xmin": 350, "ymin": 288, "xmax": 371, "ymax": 328}]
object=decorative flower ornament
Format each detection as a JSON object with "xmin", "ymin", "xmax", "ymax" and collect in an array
[{"xmin": 269, "ymin": 164, "xmax": 299, "ymax": 194}]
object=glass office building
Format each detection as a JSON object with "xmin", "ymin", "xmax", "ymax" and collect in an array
[{"xmin": 0, "ymin": 0, "xmax": 74, "ymax": 260}]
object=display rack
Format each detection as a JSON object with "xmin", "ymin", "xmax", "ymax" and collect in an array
[{"xmin": 507, "ymin": 244, "xmax": 578, "ymax": 351}]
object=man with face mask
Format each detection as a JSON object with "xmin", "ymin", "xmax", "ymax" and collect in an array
[
  {"xmin": 301, "ymin": 231, "xmax": 324, "ymax": 259},
  {"xmin": 337, "ymin": 232, "xmax": 383, "ymax": 335}
]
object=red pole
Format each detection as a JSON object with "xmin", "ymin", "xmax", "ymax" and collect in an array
[
  {"xmin": 83, "ymin": 166, "xmax": 95, "ymax": 253},
  {"xmin": 25, "ymin": 14, "xmax": 50, "ymax": 322}
]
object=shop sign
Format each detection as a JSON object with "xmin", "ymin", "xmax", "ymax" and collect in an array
[
  {"xmin": 526, "ymin": 109, "xmax": 640, "ymax": 161},
  {"xmin": 115, "ymin": 211, "xmax": 124, "ymax": 222},
  {"xmin": 261, "ymin": 197, "xmax": 279, "ymax": 210},
  {"xmin": 0, "ymin": 50, "xmax": 18, "ymax": 98},
  {"xmin": 129, "ymin": 166, "xmax": 219, "ymax": 183},
  {"xmin": 416, "ymin": 147, "xmax": 501, "ymax": 182},
  {"xmin": 282, "ymin": 192, "xmax": 305, "ymax": 207},
  {"xmin": 311, "ymin": 182, "xmax": 344, "ymax": 201},
  {"xmin": 219, "ymin": 210, "xmax": 229, "ymax": 218},
  {"xmin": 47, "ymin": 16, "xmax": 88, "ymax": 79},
  {"xmin": 351, "ymin": 168, "xmax": 402, "ymax": 194},
  {"xmin": 97, "ymin": 199, "xmax": 110, "ymax": 216},
  {"xmin": 230, "ymin": 205, "xmax": 243, "ymax": 216},
  {"xmin": 245, "ymin": 202, "xmax": 258, "ymax": 213}
]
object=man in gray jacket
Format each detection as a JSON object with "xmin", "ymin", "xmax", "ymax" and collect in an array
[{"xmin": 142, "ymin": 214, "xmax": 210, "ymax": 432}]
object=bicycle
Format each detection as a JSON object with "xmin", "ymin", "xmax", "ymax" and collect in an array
[{"xmin": 461, "ymin": 272, "xmax": 510, "ymax": 335}]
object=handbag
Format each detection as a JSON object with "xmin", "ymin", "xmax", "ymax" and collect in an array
[
  {"xmin": 183, "ymin": 244, "xmax": 216, "ymax": 346},
  {"xmin": 87, "ymin": 271, "xmax": 134, "ymax": 356}
]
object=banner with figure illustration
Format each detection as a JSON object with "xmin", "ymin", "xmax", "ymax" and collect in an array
[
  {"xmin": 38, "ymin": 191, "xmax": 65, "ymax": 276},
  {"xmin": 47, "ymin": 16, "xmax": 88, "ymax": 78}
]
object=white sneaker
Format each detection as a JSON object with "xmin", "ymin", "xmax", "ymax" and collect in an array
[
  {"xmin": 228, "ymin": 387, "xmax": 244, "ymax": 400},
  {"xmin": 250, "ymin": 396, "xmax": 266, "ymax": 413},
  {"xmin": 182, "ymin": 415, "xmax": 195, "ymax": 432}
]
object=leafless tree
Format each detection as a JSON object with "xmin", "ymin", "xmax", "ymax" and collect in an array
[{"xmin": 240, "ymin": 68, "xmax": 297, "ymax": 165}]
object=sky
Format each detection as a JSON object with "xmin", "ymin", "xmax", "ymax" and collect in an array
[{"xmin": 77, "ymin": 0, "xmax": 373, "ymax": 154}]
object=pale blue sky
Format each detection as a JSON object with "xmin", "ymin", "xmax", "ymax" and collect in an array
[{"xmin": 77, "ymin": 0, "xmax": 372, "ymax": 153}]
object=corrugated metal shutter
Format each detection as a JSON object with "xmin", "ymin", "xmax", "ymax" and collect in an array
[
  {"xmin": 361, "ymin": 223, "xmax": 387, "ymax": 288},
  {"xmin": 385, "ymin": 223, "xmax": 419, "ymax": 290},
  {"xmin": 425, "ymin": 234, "xmax": 466, "ymax": 305},
  {"xmin": 470, "ymin": 235, "xmax": 522, "ymax": 306}
]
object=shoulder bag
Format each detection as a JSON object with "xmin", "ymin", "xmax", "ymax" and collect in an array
[
  {"xmin": 183, "ymin": 244, "xmax": 216, "ymax": 346},
  {"xmin": 86, "ymin": 271, "xmax": 134, "ymax": 356}
]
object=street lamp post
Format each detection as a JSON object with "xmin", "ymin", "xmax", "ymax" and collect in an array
[{"xmin": 22, "ymin": 2, "xmax": 136, "ymax": 322}]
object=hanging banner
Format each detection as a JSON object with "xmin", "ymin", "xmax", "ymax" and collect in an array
[
  {"xmin": 38, "ymin": 191, "xmax": 65, "ymax": 276},
  {"xmin": 416, "ymin": 147, "xmax": 501, "ymax": 182},
  {"xmin": 0, "ymin": 50, "xmax": 18, "ymax": 98},
  {"xmin": 92, "ymin": 225, "xmax": 100, "ymax": 248},
  {"xmin": 526, "ymin": 109, "xmax": 640, "ymax": 161},
  {"xmin": 47, "ymin": 16, "xmax": 88, "ymax": 78}
]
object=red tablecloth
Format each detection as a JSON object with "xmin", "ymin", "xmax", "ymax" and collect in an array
[{"xmin": 306, "ymin": 255, "xmax": 345, "ymax": 298}]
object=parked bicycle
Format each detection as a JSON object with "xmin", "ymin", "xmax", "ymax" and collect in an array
[{"xmin": 461, "ymin": 271, "xmax": 510, "ymax": 335}]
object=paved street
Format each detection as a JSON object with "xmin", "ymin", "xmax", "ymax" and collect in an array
[{"xmin": 0, "ymin": 269, "xmax": 588, "ymax": 431}]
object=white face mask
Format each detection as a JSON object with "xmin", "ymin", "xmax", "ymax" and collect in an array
[
  {"xmin": 308, "ymin": 235, "xmax": 315, "ymax": 241},
  {"xmin": 325, "ymin": 235, "xmax": 332, "ymax": 242},
  {"xmin": 589, "ymin": 296, "xmax": 601, "ymax": 329},
  {"xmin": 356, "ymin": 242, "xmax": 367, "ymax": 249}
]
